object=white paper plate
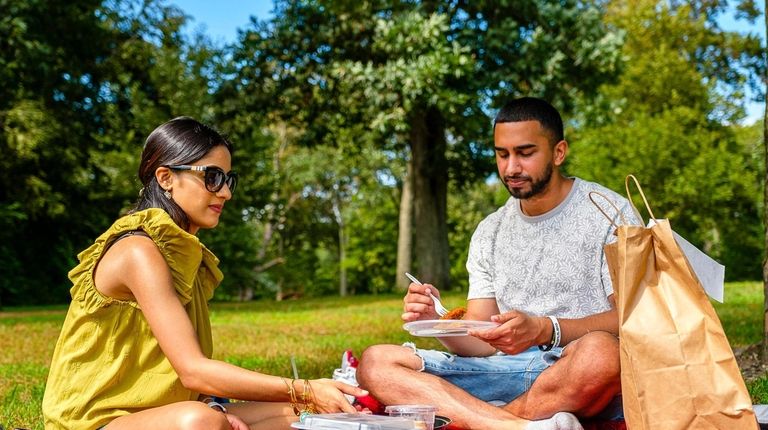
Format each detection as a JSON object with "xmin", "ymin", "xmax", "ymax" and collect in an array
[{"xmin": 403, "ymin": 319, "xmax": 499, "ymax": 337}]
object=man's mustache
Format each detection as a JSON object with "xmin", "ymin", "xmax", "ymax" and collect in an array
[{"xmin": 504, "ymin": 175, "xmax": 531, "ymax": 181}]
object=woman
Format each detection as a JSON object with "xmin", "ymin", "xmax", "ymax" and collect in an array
[{"xmin": 42, "ymin": 117, "xmax": 365, "ymax": 430}]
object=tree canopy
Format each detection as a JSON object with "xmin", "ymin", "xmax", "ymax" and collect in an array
[
  {"xmin": 568, "ymin": 0, "xmax": 766, "ymax": 279},
  {"xmin": 0, "ymin": 0, "xmax": 764, "ymax": 306}
]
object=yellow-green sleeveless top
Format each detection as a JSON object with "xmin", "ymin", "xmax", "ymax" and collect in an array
[{"xmin": 42, "ymin": 208, "xmax": 223, "ymax": 430}]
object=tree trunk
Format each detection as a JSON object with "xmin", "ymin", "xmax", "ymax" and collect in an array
[
  {"xmin": 275, "ymin": 234, "xmax": 285, "ymax": 301},
  {"xmin": 763, "ymin": 0, "xmax": 768, "ymax": 362},
  {"xmin": 334, "ymin": 195, "xmax": 349, "ymax": 297},
  {"xmin": 410, "ymin": 106, "xmax": 450, "ymax": 290},
  {"xmin": 395, "ymin": 160, "xmax": 414, "ymax": 291},
  {"xmin": 339, "ymin": 226, "xmax": 348, "ymax": 296}
]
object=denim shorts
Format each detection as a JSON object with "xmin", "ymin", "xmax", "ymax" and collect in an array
[
  {"xmin": 406, "ymin": 343, "xmax": 623, "ymax": 420},
  {"xmin": 407, "ymin": 343, "xmax": 560, "ymax": 404}
]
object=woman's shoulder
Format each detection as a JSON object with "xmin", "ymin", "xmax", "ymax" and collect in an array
[
  {"xmin": 117, "ymin": 208, "xmax": 206, "ymax": 271},
  {"xmin": 109, "ymin": 208, "xmax": 199, "ymax": 252},
  {"xmin": 113, "ymin": 208, "xmax": 186, "ymax": 238},
  {"xmin": 105, "ymin": 231, "xmax": 166, "ymax": 269},
  {"xmin": 69, "ymin": 209, "xmax": 207, "ymax": 305}
]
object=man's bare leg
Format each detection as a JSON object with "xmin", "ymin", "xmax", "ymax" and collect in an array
[
  {"xmin": 357, "ymin": 344, "xmax": 529, "ymax": 430},
  {"xmin": 505, "ymin": 331, "xmax": 621, "ymax": 420}
]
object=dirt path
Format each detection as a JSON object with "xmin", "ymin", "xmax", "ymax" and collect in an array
[{"xmin": 735, "ymin": 343, "xmax": 768, "ymax": 382}]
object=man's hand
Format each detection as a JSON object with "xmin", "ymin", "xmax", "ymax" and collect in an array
[
  {"xmin": 402, "ymin": 282, "xmax": 442, "ymax": 322},
  {"xmin": 469, "ymin": 310, "xmax": 550, "ymax": 355}
]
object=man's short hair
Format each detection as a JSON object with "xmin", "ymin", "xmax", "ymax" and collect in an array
[{"xmin": 494, "ymin": 97, "xmax": 564, "ymax": 145}]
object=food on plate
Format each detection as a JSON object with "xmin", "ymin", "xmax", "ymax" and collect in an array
[
  {"xmin": 440, "ymin": 306, "xmax": 466, "ymax": 320},
  {"xmin": 432, "ymin": 320, "xmax": 466, "ymax": 330}
]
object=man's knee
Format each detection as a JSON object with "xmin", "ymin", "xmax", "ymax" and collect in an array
[
  {"xmin": 573, "ymin": 331, "xmax": 620, "ymax": 377},
  {"xmin": 358, "ymin": 344, "xmax": 413, "ymax": 386},
  {"xmin": 565, "ymin": 332, "xmax": 621, "ymax": 396}
]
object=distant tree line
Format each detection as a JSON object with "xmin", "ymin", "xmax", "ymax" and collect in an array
[{"xmin": 1, "ymin": 0, "xmax": 764, "ymax": 307}]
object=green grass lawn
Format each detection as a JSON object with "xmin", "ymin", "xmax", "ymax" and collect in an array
[{"xmin": 1, "ymin": 283, "xmax": 765, "ymax": 429}]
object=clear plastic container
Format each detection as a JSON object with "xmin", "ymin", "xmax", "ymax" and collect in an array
[
  {"xmin": 290, "ymin": 413, "xmax": 419, "ymax": 430},
  {"xmin": 385, "ymin": 405, "xmax": 438, "ymax": 430}
]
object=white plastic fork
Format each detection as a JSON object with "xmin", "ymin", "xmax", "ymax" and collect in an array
[{"xmin": 405, "ymin": 272, "xmax": 449, "ymax": 317}]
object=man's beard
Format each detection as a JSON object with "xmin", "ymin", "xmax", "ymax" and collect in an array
[{"xmin": 503, "ymin": 163, "xmax": 554, "ymax": 199}]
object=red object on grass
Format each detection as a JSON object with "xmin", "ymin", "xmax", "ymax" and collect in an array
[{"xmin": 355, "ymin": 393, "xmax": 384, "ymax": 413}]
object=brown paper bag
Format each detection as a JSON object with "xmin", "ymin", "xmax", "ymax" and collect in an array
[{"xmin": 598, "ymin": 176, "xmax": 756, "ymax": 430}]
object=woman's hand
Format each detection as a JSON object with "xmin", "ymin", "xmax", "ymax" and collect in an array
[
  {"xmin": 308, "ymin": 379, "xmax": 369, "ymax": 414},
  {"xmin": 225, "ymin": 412, "xmax": 250, "ymax": 430}
]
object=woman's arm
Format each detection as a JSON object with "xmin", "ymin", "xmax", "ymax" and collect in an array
[{"xmin": 96, "ymin": 235, "xmax": 363, "ymax": 412}]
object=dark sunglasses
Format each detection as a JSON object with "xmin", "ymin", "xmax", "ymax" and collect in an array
[{"xmin": 166, "ymin": 165, "xmax": 238, "ymax": 193}]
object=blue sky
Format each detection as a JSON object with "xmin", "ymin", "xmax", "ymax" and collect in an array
[
  {"xmin": 172, "ymin": 0, "xmax": 273, "ymax": 44},
  {"xmin": 172, "ymin": 0, "xmax": 766, "ymax": 123}
]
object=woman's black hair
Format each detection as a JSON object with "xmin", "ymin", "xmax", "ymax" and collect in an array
[{"xmin": 130, "ymin": 117, "xmax": 234, "ymax": 230}]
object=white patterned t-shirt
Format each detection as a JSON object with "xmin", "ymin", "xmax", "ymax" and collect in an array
[{"xmin": 466, "ymin": 178, "xmax": 638, "ymax": 318}]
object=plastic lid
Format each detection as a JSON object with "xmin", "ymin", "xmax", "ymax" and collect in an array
[
  {"xmin": 290, "ymin": 413, "xmax": 419, "ymax": 430},
  {"xmin": 385, "ymin": 405, "xmax": 438, "ymax": 413}
]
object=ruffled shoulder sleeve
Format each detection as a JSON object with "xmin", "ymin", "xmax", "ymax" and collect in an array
[
  {"xmin": 68, "ymin": 208, "xmax": 207, "ymax": 310},
  {"xmin": 199, "ymin": 245, "xmax": 223, "ymax": 301}
]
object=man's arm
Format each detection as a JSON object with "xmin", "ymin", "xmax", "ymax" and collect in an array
[
  {"xmin": 471, "ymin": 295, "xmax": 619, "ymax": 356},
  {"xmin": 556, "ymin": 295, "xmax": 618, "ymax": 344}
]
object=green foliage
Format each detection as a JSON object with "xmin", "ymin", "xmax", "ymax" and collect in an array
[
  {"xmin": 568, "ymin": 0, "xmax": 765, "ymax": 280},
  {"xmin": 1, "ymin": 0, "xmax": 764, "ymax": 307},
  {"xmin": 333, "ymin": 10, "xmax": 474, "ymax": 134},
  {"xmin": 343, "ymin": 175, "xmax": 401, "ymax": 295},
  {"xmin": 222, "ymin": 0, "xmax": 625, "ymax": 293},
  {"xmin": 0, "ymin": 0, "xmax": 224, "ymax": 306}
]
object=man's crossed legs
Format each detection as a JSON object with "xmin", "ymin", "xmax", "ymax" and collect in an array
[{"xmin": 357, "ymin": 331, "xmax": 621, "ymax": 430}]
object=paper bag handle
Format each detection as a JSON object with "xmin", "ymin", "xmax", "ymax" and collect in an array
[
  {"xmin": 625, "ymin": 174, "xmax": 657, "ymax": 223},
  {"xmin": 588, "ymin": 191, "xmax": 627, "ymax": 228}
]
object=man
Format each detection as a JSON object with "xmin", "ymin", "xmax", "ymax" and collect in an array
[{"xmin": 357, "ymin": 97, "xmax": 636, "ymax": 430}]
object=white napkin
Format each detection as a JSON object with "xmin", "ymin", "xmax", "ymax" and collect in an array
[{"xmin": 647, "ymin": 219, "xmax": 725, "ymax": 302}]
